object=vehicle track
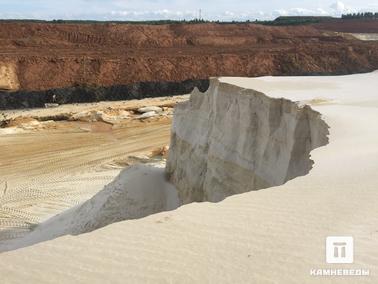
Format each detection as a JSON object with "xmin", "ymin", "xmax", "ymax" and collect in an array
[{"xmin": 0, "ymin": 120, "xmax": 171, "ymax": 241}]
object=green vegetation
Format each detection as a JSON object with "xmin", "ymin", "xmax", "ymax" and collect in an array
[
  {"xmin": 268, "ymin": 16, "xmax": 334, "ymax": 25},
  {"xmin": 0, "ymin": 17, "xmax": 331, "ymax": 26},
  {"xmin": 342, "ymin": 12, "xmax": 378, "ymax": 20}
]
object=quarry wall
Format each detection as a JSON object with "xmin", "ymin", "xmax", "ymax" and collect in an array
[{"xmin": 1, "ymin": 22, "xmax": 378, "ymax": 110}]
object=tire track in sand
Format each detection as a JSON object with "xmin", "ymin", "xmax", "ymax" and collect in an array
[{"xmin": 0, "ymin": 120, "xmax": 171, "ymax": 241}]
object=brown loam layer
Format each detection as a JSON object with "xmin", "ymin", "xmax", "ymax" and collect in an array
[{"xmin": 0, "ymin": 21, "xmax": 378, "ymax": 91}]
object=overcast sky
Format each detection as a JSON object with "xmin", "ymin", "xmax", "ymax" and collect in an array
[{"xmin": 0, "ymin": 1, "xmax": 377, "ymax": 21}]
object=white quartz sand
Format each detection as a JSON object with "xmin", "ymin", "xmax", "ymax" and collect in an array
[{"xmin": 0, "ymin": 72, "xmax": 377, "ymax": 284}]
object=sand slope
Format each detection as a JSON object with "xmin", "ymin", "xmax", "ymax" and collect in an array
[
  {"xmin": 0, "ymin": 72, "xmax": 378, "ymax": 283},
  {"xmin": 0, "ymin": 118, "xmax": 171, "ymax": 240}
]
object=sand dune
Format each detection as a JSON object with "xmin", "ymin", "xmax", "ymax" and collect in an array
[
  {"xmin": 0, "ymin": 163, "xmax": 179, "ymax": 252},
  {"xmin": 0, "ymin": 72, "xmax": 378, "ymax": 283}
]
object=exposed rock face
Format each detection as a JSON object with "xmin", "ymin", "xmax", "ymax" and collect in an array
[{"xmin": 166, "ymin": 79, "xmax": 329, "ymax": 203}]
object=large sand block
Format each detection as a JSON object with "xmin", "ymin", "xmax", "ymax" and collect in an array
[{"xmin": 167, "ymin": 79, "xmax": 329, "ymax": 203}]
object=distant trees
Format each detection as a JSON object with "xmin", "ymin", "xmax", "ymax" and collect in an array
[
  {"xmin": 342, "ymin": 12, "xmax": 378, "ymax": 19},
  {"xmin": 272, "ymin": 16, "xmax": 333, "ymax": 25},
  {"xmin": 7, "ymin": 14, "xmax": 378, "ymax": 26}
]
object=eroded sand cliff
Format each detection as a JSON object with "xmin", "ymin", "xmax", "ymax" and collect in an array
[{"xmin": 166, "ymin": 79, "xmax": 329, "ymax": 203}]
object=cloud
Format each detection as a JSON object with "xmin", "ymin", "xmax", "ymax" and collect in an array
[
  {"xmin": 271, "ymin": 7, "xmax": 331, "ymax": 19},
  {"xmin": 330, "ymin": 1, "xmax": 346, "ymax": 13},
  {"xmin": 110, "ymin": 9, "xmax": 197, "ymax": 20},
  {"xmin": 0, "ymin": 0, "xmax": 375, "ymax": 21},
  {"xmin": 330, "ymin": 1, "xmax": 354, "ymax": 15}
]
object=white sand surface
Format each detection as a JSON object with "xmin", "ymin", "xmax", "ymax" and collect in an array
[
  {"xmin": 0, "ymin": 72, "xmax": 377, "ymax": 283},
  {"xmin": 350, "ymin": 33, "xmax": 378, "ymax": 41}
]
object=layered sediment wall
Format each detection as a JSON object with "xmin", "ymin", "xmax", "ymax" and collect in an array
[
  {"xmin": 166, "ymin": 79, "xmax": 329, "ymax": 203},
  {"xmin": 1, "ymin": 22, "xmax": 378, "ymax": 110}
]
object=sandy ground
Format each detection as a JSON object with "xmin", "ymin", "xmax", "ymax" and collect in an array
[
  {"xmin": 0, "ymin": 72, "xmax": 378, "ymax": 283},
  {"xmin": 0, "ymin": 96, "xmax": 180, "ymax": 240},
  {"xmin": 1, "ymin": 95, "xmax": 188, "ymax": 121},
  {"xmin": 350, "ymin": 33, "xmax": 378, "ymax": 41}
]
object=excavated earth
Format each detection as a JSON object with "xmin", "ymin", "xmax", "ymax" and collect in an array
[
  {"xmin": 0, "ymin": 78, "xmax": 330, "ymax": 252},
  {"xmin": 0, "ymin": 19, "xmax": 377, "ymax": 244},
  {"xmin": 1, "ymin": 21, "xmax": 378, "ymax": 108}
]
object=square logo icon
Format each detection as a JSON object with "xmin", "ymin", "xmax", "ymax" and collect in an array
[{"xmin": 326, "ymin": 236, "xmax": 354, "ymax": 264}]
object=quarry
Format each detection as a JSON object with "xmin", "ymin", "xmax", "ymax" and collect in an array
[
  {"xmin": 0, "ymin": 78, "xmax": 330, "ymax": 251},
  {"xmin": 1, "ymin": 18, "xmax": 378, "ymax": 284}
]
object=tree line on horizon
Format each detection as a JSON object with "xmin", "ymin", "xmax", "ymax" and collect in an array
[
  {"xmin": 0, "ymin": 17, "xmax": 331, "ymax": 26},
  {"xmin": 342, "ymin": 12, "xmax": 378, "ymax": 19},
  {"xmin": 0, "ymin": 14, "xmax": 377, "ymax": 25}
]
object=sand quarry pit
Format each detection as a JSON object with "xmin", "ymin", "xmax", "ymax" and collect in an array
[
  {"xmin": 0, "ymin": 72, "xmax": 378, "ymax": 283},
  {"xmin": 0, "ymin": 78, "xmax": 329, "ymax": 251},
  {"xmin": 0, "ymin": 96, "xmax": 187, "ymax": 241}
]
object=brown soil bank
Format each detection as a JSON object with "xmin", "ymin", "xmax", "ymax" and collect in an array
[{"xmin": 0, "ymin": 21, "xmax": 378, "ymax": 92}]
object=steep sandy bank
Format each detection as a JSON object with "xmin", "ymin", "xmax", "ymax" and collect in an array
[
  {"xmin": 167, "ymin": 79, "xmax": 329, "ymax": 203},
  {"xmin": 0, "ymin": 72, "xmax": 377, "ymax": 283}
]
